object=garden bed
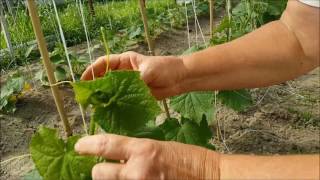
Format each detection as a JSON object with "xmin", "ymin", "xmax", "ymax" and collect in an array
[{"xmin": 1, "ymin": 16, "xmax": 319, "ymax": 179}]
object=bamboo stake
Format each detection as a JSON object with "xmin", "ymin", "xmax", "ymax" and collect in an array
[
  {"xmin": 138, "ymin": 0, "xmax": 154, "ymax": 55},
  {"xmin": 88, "ymin": 0, "xmax": 95, "ymax": 16},
  {"xmin": 209, "ymin": 0, "xmax": 214, "ymax": 37},
  {"xmin": 138, "ymin": 0, "xmax": 171, "ymax": 119},
  {"xmin": 226, "ymin": 0, "xmax": 232, "ymax": 41},
  {"xmin": 27, "ymin": 0, "xmax": 72, "ymax": 137},
  {"xmin": 0, "ymin": 4, "xmax": 14, "ymax": 59},
  {"xmin": 142, "ymin": 0, "xmax": 146, "ymax": 8}
]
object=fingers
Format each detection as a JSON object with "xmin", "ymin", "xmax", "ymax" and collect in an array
[
  {"xmin": 92, "ymin": 163, "xmax": 124, "ymax": 180},
  {"xmin": 81, "ymin": 55, "xmax": 121, "ymax": 81},
  {"xmin": 81, "ymin": 52, "xmax": 142, "ymax": 81},
  {"xmin": 80, "ymin": 56, "xmax": 106, "ymax": 81},
  {"xmin": 75, "ymin": 134, "xmax": 136, "ymax": 160}
]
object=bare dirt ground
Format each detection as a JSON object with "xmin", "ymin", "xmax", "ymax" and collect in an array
[{"xmin": 1, "ymin": 15, "xmax": 319, "ymax": 179}]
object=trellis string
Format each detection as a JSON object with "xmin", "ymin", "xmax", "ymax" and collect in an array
[
  {"xmin": 184, "ymin": 1, "xmax": 191, "ymax": 48},
  {"xmin": 52, "ymin": 0, "xmax": 76, "ymax": 82},
  {"xmin": 52, "ymin": 0, "xmax": 88, "ymax": 134},
  {"xmin": 191, "ymin": 0, "xmax": 206, "ymax": 45},
  {"xmin": 78, "ymin": 0, "xmax": 95, "ymax": 80}
]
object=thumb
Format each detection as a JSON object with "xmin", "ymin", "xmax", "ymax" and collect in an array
[{"xmin": 138, "ymin": 63, "xmax": 154, "ymax": 85}]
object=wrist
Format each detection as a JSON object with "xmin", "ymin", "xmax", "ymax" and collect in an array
[
  {"xmin": 204, "ymin": 149, "xmax": 221, "ymax": 180},
  {"xmin": 162, "ymin": 141, "xmax": 221, "ymax": 180},
  {"xmin": 165, "ymin": 55, "xmax": 190, "ymax": 95},
  {"xmin": 178, "ymin": 54, "xmax": 199, "ymax": 93}
]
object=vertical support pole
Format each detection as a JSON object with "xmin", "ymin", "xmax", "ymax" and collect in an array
[
  {"xmin": 138, "ymin": 0, "xmax": 153, "ymax": 55},
  {"xmin": 27, "ymin": 0, "xmax": 72, "ymax": 137},
  {"xmin": 0, "ymin": 4, "xmax": 14, "ymax": 58},
  {"xmin": 209, "ymin": 0, "xmax": 214, "ymax": 37},
  {"xmin": 142, "ymin": 0, "xmax": 146, "ymax": 8},
  {"xmin": 5, "ymin": 0, "xmax": 13, "ymax": 16},
  {"xmin": 138, "ymin": 0, "xmax": 171, "ymax": 119},
  {"xmin": 226, "ymin": 0, "xmax": 232, "ymax": 41},
  {"xmin": 88, "ymin": 0, "xmax": 95, "ymax": 16}
]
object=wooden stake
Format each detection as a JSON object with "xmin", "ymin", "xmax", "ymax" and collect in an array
[
  {"xmin": 142, "ymin": 0, "xmax": 146, "ymax": 8},
  {"xmin": 138, "ymin": 0, "xmax": 154, "ymax": 55},
  {"xmin": 27, "ymin": 0, "xmax": 72, "ymax": 137},
  {"xmin": 0, "ymin": 4, "xmax": 14, "ymax": 59},
  {"xmin": 226, "ymin": 0, "xmax": 232, "ymax": 41},
  {"xmin": 209, "ymin": 0, "xmax": 214, "ymax": 37},
  {"xmin": 88, "ymin": 0, "xmax": 95, "ymax": 16},
  {"xmin": 138, "ymin": 0, "xmax": 171, "ymax": 119}
]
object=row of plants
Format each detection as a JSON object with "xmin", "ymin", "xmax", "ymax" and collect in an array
[
  {"xmin": 0, "ymin": 0, "xmax": 211, "ymax": 113},
  {"xmin": 211, "ymin": 0, "xmax": 287, "ymax": 44},
  {"xmin": 0, "ymin": 0, "xmax": 210, "ymax": 70},
  {"xmin": 0, "ymin": 0, "xmax": 287, "ymax": 114}
]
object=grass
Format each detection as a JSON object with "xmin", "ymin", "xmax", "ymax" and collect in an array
[
  {"xmin": 287, "ymin": 107, "xmax": 319, "ymax": 127},
  {"xmin": 1, "ymin": 31, "xmax": 7, "ymax": 49}
]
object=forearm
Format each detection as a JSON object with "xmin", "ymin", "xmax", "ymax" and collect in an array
[
  {"xmin": 179, "ymin": 1, "xmax": 319, "ymax": 93},
  {"xmin": 219, "ymin": 154, "xmax": 320, "ymax": 179},
  {"xmin": 180, "ymin": 21, "xmax": 307, "ymax": 92}
]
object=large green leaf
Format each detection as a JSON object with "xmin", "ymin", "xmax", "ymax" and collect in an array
[
  {"xmin": 159, "ymin": 118, "xmax": 214, "ymax": 149},
  {"xmin": 129, "ymin": 126, "xmax": 165, "ymax": 141},
  {"xmin": 0, "ymin": 76, "xmax": 24, "ymax": 99},
  {"xmin": 218, "ymin": 90, "xmax": 252, "ymax": 112},
  {"xmin": 30, "ymin": 127, "xmax": 96, "ymax": 180},
  {"xmin": 54, "ymin": 66, "xmax": 67, "ymax": 82},
  {"xmin": 72, "ymin": 71, "xmax": 161, "ymax": 134},
  {"xmin": 170, "ymin": 92, "xmax": 215, "ymax": 125},
  {"xmin": 158, "ymin": 118, "xmax": 181, "ymax": 141}
]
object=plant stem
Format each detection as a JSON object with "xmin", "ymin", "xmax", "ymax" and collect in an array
[
  {"xmin": 89, "ymin": 116, "xmax": 96, "ymax": 135},
  {"xmin": 100, "ymin": 27, "xmax": 110, "ymax": 73},
  {"xmin": 162, "ymin": 99, "xmax": 171, "ymax": 119}
]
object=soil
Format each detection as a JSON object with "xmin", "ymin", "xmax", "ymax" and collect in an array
[{"xmin": 1, "ymin": 15, "xmax": 319, "ymax": 179}]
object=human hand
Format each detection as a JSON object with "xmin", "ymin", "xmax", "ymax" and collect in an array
[
  {"xmin": 75, "ymin": 134, "xmax": 220, "ymax": 180},
  {"xmin": 81, "ymin": 51, "xmax": 187, "ymax": 100}
]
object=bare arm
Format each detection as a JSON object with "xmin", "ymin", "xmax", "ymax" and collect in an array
[
  {"xmin": 180, "ymin": 0, "xmax": 319, "ymax": 92},
  {"xmin": 220, "ymin": 154, "xmax": 319, "ymax": 179},
  {"xmin": 75, "ymin": 134, "xmax": 319, "ymax": 180},
  {"xmin": 81, "ymin": 1, "xmax": 319, "ymax": 100}
]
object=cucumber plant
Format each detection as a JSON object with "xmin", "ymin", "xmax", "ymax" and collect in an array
[
  {"xmin": 0, "ymin": 74, "xmax": 32, "ymax": 113},
  {"xmin": 36, "ymin": 43, "xmax": 89, "ymax": 85},
  {"xmin": 28, "ymin": 18, "xmax": 253, "ymax": 179}
]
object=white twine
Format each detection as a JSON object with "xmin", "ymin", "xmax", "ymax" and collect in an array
[
  {"xmin": 191, "ymin": 0, "xmax": 198, "ymax": 46},
  {"xmin": 51, "ymin": 0, "xmax": 76, "ymax": 82},
  {"xmin": 191, "ymin": 0, "xmax": 206, "ymax": 46},
  {"xmin": 78, "ymin": 0, "xmax": 95, "ymax": 80},
  {"xmin": 184, "ymin": 1, "xmax": 191, "ymax": 48},
  {"xmin": 52, "ymin": 0, "xmax": 88, "ymax": 134}
]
